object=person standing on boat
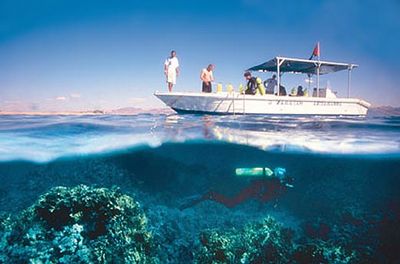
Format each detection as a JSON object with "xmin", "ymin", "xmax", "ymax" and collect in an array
[
  {"xmin": 264, "ymin": 74, "xmax": 277, "ymax": 94},
  {"xmin": 243, "ymin": 72, "xmax": 265, "ymax": 95},
  {"xmin": 164, "ymin": 50, "xmax": 180, "ymax": 92},
  {"xmin": 200, "ymin": 64, "xmax": 215, "ymax": 93}
]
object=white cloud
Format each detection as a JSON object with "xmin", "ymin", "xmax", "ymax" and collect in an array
[{"xmin": 56, "ymin": 96, "xmax": 67, "ymax": 101}]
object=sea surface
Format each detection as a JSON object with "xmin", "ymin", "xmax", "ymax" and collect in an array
[{"xmin": 0, "ymin": 112, "xmax": 399, "ymax": 263}]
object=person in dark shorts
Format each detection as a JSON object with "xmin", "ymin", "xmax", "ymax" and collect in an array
[{"xmin": 200, "ymin": 64, "xmax": 215, "ymax": 93}]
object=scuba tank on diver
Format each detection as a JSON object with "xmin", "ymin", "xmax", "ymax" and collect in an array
[{"xmin": 235, "ymin": 166, "xmax": 294, "ymax": 188}]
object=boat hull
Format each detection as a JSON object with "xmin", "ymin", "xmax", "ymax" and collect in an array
[{"xmin": 154, "ymin": 92, "xmax": 370, "ymax": 116}]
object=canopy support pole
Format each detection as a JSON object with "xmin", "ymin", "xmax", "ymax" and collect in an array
[
  {"xmin": 277, "ymin": 58, "xmax": 280, "ymax": 96},
  {"xmin": 347, "ymin": 65, "xmax": 353, "ymax": 98},
  {"xmin": 276, "ymin": 57, "xmax": 284, "ymax": 96}
]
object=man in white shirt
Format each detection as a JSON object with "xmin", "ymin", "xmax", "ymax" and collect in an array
[
  {"xmin": 164, "ymin": 50, "xmax": 180, "ymax": 92},
  {"xmin": 200, "ymin": 64, "xmax": 214, "ymax": 93}
]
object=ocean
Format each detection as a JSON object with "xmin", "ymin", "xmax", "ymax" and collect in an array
[{"xmin": 0, "ymin": 112, "xmax": 399, "ymax": 263}]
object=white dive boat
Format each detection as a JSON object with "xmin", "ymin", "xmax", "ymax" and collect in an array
[{"xmin": 154, "ymin": 56, "xmax": 371, "ymax": 116}]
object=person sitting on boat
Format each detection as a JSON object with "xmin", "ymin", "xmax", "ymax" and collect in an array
[
  {"xmin": 264, "ymin": 74, "xmax": 277, "ymax": 94},
  {"xmin": 179, "ymin": 167, "xmax": 293, "ymax": 210},
  {"xmin": 277, "ymin": 85, "xmax": 287, "ymax": 96},
  {"xmin": 297, "ymin": 85, "xmax": 304, "ymax": 96},
  {"xmin": 200, "ymin": 64, "xmax": 215, "ymax": 93},
  {"xmin": 243, "ymin": 72, "xmax": 265, "ymax": 95},
  {"xmin": 290, "ymin": 87, "xmax": 297, "ymax": 96}
]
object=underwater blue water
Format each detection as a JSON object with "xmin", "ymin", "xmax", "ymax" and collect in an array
[{"xmin": 0, "ymin": 112, "xmax": 399, "ymax": 262}]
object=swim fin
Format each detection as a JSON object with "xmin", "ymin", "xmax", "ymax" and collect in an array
[{"xmin": 178, "ymin": 194, "xmax": 204, "ymax": 210}]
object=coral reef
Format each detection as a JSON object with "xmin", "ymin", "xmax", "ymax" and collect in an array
[
  {"xmin": 195, "ymin": 216, "xmax": 294, "ymax": 263},
  {"xmin": 292, "ymin": 240, "xmax": 360, "ymax": 264},
  {"xmin": 0, "ymin": 186, "xmax": 389, "ymax": 263},
  {"xmin": 0, "ymin": 185, "xmax": 157, "ymax": 263},
  {"xmin": 144, "ymin": 200, "xmax": 298, "ymax": 263},
  {"xmin": 194, "ymin": 216, "xmax": 363, "ymax": 264}
]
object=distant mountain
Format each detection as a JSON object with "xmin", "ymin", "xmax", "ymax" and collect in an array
[
  {"xmin": 0, "ymin": 110, "xmax": 105, "ymax": 115},
  {"xmin": 0, "ymin": 107, "xmax": 174, "ymax": 115},
  {"xmin": 369, "ymin": 106, "xmax": 400, "ymax": 116},
  {"xmin": 106, "ymin": 107, "xmax": 173, "ymax": 115}
]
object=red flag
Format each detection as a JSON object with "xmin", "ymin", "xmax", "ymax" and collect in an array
[{"xmin": 312, "ymin": 42, "xmax": 320, "ymax": 57}]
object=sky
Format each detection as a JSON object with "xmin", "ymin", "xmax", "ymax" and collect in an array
[{"xmin": 0, "ymin": 0, "xmax": 399, "ymax": 111}]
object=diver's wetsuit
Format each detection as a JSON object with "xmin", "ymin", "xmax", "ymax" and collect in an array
[
  {"xmin": 245, "ymin": 77, "xmax": 258, "ymax": 94},
  {"xmin": 181, "ymin": 178, "xmax": 287, "ymax": 209}
]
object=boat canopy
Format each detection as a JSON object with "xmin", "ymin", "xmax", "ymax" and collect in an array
[{"xmin": 247, "ymin": 56, "xmax": 358, "ymax": 75}]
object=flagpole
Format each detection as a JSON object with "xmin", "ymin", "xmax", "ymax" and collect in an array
[
  {"xmin": 317, "ymin": 64, "xmax": 320, "ymax": 97},
  {"xmin": 316, "ymin": 42, "xmax": 320, "ymax": 97}
]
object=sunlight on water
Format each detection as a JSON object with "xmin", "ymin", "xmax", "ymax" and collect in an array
[{"xmin": 0, "ymin": 113, "xmax": 399, "ymax": 162}]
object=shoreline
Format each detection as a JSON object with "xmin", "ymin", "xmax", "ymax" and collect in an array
[
  {"xmin": 0, "ymin": 108, "xmax": 174, "ymax": 116},
  {"xmin": 0, "ymin": 105, "xmax": 399, "ymax": 116}
]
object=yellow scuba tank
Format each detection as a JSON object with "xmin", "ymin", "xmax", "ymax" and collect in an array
[
  {"xmin": 227, "ymin": 84, "xmax": 233, "ymax": 93},
  {"xmin": 216, "ymin": 83, "xmax": 222, "ymax": 93},
  {"xmin": 235, "ymin": 167, "xmax": 274, "ymax": 177},
  {"xmin": 256, "ymin": 77, "xmax": 265, "ymax": 95},
  {"xmin": 239, "ymin": 84, "xmax": 244, "ymax": 94}
]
